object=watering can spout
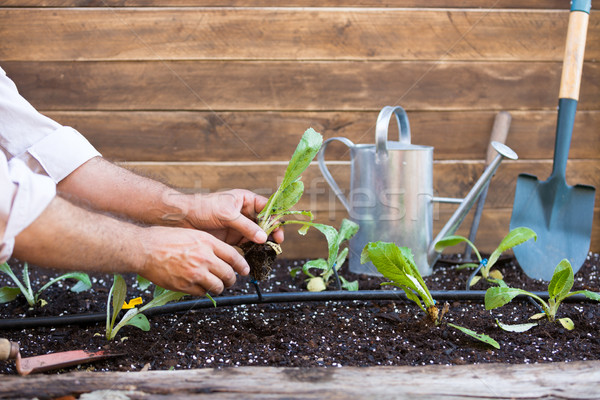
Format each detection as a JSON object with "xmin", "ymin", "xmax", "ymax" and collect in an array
[{"xmin": 426, "ymin": 141, "xmax": 518, "ymax": 266}]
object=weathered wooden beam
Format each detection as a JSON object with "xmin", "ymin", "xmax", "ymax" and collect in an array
[
  {"xmin": 2, "ymin": 9, "xmax": 598, "ymax": 62},
  {"xmin": 1, "ymin": 362, "xmax": 599, "ymax": 400},
  {"xmin": 4, "ymin": 61, "xmax": 600, "ymax": 111},
  {"xmin": 44, "ymin": 110, "xmax": 600, "ymax": 162},
  {"xmin": 0, "ymin": 1, "xmax": 576, "ymax": 9}
]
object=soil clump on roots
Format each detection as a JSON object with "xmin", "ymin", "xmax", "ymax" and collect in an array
[{"xmin": 240, "ymin": 241, "xmax": 280, "ymax": 281}]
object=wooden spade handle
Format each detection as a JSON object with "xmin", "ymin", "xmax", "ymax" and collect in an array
[
  {"xmin": 485, "ymin": 111, "xmax": 512, "ymax": 165},
  {"xmin": 559, "ymin": 2, "xmax": 591, "ymax": 100},
  {"xmin": 0, "ymin": 338, "xmax": 19, "ymax": 361}
]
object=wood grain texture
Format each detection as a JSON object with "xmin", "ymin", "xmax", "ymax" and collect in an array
[
  {"xmin": 2, "ymin": 8, "xmax": 598, "ymax": 61},
  {"xmin": 4, "ymin": 61, "xmax": 600, "ymax": 111},
  {"xmin": 280, "ymin": 208, "xmax": 600, "ymax": 258},
  {"xmin": 45, "ymin": 110, "xmax": 600, "ymax": 161},
  {"xmin": 0, "ymin": 1, "xmax": 577, "ymax": 9},
  {"xmin": 1, "ymin": 361, "xmax": 599, "ymax": 400}
]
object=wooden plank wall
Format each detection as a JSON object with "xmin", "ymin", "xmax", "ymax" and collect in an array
[{"xmin": 1, "ymin": 1, "xmax": 598, "ymax": 259}]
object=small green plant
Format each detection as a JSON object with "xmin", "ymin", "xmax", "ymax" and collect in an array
[
  {"xmin": 105, "ymin": 274, "xmax": 186, "ymax": 340},
  {"xmin": 434, "ymin": 227, "xmax": 537, "ymax": 288},
  {"xmin": 0, "ymin": 262, "xmax": 91, "ymax": 307},
  {"xmin": 485, "ymin": 259, "xmax": 600, "ymax": 331},
  {"xmin": 361, "ymin": 242, "xmax": 499, "ymax": 349},
  {"xmin": 243, "ymin": 127, "xmax": 342, "ymax": 281},
  {"xmin": 291, "ymin": 219, "xmax": 359, "ymax": 292},
  {"xmin": 255, "ymin": 127, "xmax": 323, "ymax": 238}
]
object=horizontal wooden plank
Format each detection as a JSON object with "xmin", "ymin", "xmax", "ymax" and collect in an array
[
  {"xmin": 279, "ymin": 207, "xmax": 600, "ymax": 258},
  {"xmin": 2, "ymin": 361, "xmax": 600, "ymax": 400},
  {"xmin": 2, "ymin": 9, "xmax": 598, "ymax": 62},
  {"xmin": 0, "ymin": 1, "xmax": 575, "ymax": 9},
  {"xmin": 119, "ymin": 160, "xmax": 600, "ymax": 211},
  {"xmin": 4, "ymin": 61, "xmax": 600, "ymax": 111},
  {"xmin": 47, "ymin": 110, "xmax": 600, "ymax": 161}
]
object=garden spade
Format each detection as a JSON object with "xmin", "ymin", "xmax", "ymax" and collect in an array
[
  {"xmin": 510, "ymin": 0, "xmax": 596, "ymax": 281},
  {"xmin": 0, "ymin": 338, "xmax": 121, "ymax": 375}
]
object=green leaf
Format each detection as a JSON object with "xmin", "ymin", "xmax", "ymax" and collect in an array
[
  {"xmin": 548, "ymin": 259, "xmax": 574, "ymax": 300},
  {"xmin": 289, "ymin": 267, "xmax": 301, "ymax": 279},
  {"xmin": 141, "ymin": 290, "xmax": 186, "ymax": 311},
  {"xmin": 487, "ymin": 227, "xmax": 536, "ymax": 270},
  {"xmin": 37, "ymin": 272, "xmax": 92, "ymax": 295},
  {"xmin": 270, "ymin": 181, "xmax": 304, "ymax": 214},
  {"xmin": 447, "ymin": 323, "xmax": 500, "ymax": 349},
  {"xmin": 362, "ymin": 242, "xmax": 433, "ymax": 307},
  {"xmin": 279, "ymin": 128, "xmax": 323, "ymax": 190},
  {"xmin": 485, "ymin": 286, "xmax": 533, "ymax": 310},
  {"xmin": 336, "ymin": 219, "xmax": 359, "ymax": 247},
  {"xmin": 495, "ymin": 318, "xmax": 538, "ymax": 332},
  {"xmin": 456, "ymin": 263, "xmax": 480, "ymax": 270},
  {"xmin": 335, "ymin": 248, "xmax": 349, "ymax": 271},
  {"xmin": 0, "ymin": 286, "xmax": 21, "ymax": 304},
  {"xmin": 126, "ymin": 313, "xmax": 151, "ymax": 332},
  {"xmin": 569, "ymin": 290, "xmax": 600, "ymax": 302},
  {"xmin": 434, "ymin": 235, "xmax": 481, "ymax": 262},
  {"xmin": 136, "ymin": 275, "xmax": 152, "ymax": 291},
  {"xmin": 206, "ymin": 293, "xmax": 217, "ymax": 307},
  {"xmin": 529, "ymin": 312, "xmax": 547, "ymax": 320},
  {"xmin": 558, "ymin": 317, "xmax": 574, "ymax": 330},
  {"xmin": 108, "ymin": 274, "xmax": 127, "ymax": 338},
  {"xmin": 468, "ymin": 275, "xmax": 481, "ymax": 288},
  {"xmin": 303, "ymin": 259, "xmax": 328, "ymax": 276},
  {"xmin": 153, "ymin": 285, "xmax": 167, "ymax": 298},
  {"xmin": 339, "ymin": 276, "xmax": 359, "ymax": 291},
  {"xmin": 0, "ymin": 263, "xmax": 30, "ymax": 304},
  {"xmin": 306, "ymin": 223, "xmax": 339, "ymax": 268}
]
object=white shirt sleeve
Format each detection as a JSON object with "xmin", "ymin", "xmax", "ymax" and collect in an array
[
  {"xmin": 0, "ymin": 153, "xmax": 56, "ymax": 263},
  {"xmin": 0, "ymin": 66, "xmax": 101, "ymax": 183},
  {"xmin": 0, "ymin": 65, "xmax": 101, "ymax": 262}
]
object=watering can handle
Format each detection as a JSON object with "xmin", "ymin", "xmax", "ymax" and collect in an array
[
  {"xmin": 375, "ymin": 106, "xmax": 411, "ymax": 156},
  {"xmin": 317, "ymin": 136, "xmax": 355, "ymax": 212}
]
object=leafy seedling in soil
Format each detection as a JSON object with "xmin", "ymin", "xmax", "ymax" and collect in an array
[
  {"xmin": 241, "ymin": 127, "xmax": 328, "ymax": 281},
  {"xmin": 105, "ymin": 275, "xmax": 216, "ymax": 341},
  {"xmin": 291, "ymin": 218, "xmax": 359, "ymax": 292},
  {"xmin": 0, "ymin": 262, "xmax": 91, "ymax": 307},
  {"xmin": 105, "ymin": 275, "xmax": 186, "ymax": 340},
  {"xmin": 486, "ymin": 259, "xmax": 600, "ymax": 332},
  {"xmin": 434, "ymin": 227, "xmax": 537, "ymax": 288},
  {"xmin": 361, "ymin": 242, "xmax": 499, "ymax": 349}
]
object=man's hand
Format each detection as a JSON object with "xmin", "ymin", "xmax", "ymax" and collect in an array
[
  {"xmin": 137, "ymin": 226, "xmax": 250, "ymax": 296},
  {"xmin": 14, "ymin": 196, "xmax": 252, "ymax": 297},
  {"xmin": 169, "ymin": 189, "xmax": 284, "ymax": 246}
]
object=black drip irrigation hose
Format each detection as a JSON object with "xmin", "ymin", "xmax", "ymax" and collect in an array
[{"xmin": 0, "ymin": 290, "xmax": 594, "ymax": 330}]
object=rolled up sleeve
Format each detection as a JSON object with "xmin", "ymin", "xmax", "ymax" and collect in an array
[
  {"xmin": 0, "ymin": 66, "xmax": 101, "ymax": 183},
  {"xmin": 0, "ymin": 153, "xmax": 56, "ymax": 263}
]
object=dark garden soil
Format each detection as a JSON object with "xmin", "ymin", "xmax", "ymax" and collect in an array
[{"xmin": 1, "ymin": 252, "xmax": 599, "ymax": 375}]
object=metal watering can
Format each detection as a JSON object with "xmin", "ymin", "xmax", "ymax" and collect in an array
[{"xmin": 317, "ymin": 106, "xmax": 518, "ymax": 276}]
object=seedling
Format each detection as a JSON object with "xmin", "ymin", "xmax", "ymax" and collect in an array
[
  {"xmin": 361, "ymin": 242, "xmax": 499, "ymax": 349},
  {"xmin": 243, "ymin": 128, "xmax": 338, "ymax": 281},
  {"xmin": 434, "ymin": 227, "xmax": 537, "ymax": 288},
  {"xmin": 0, "ymin": 262, "xmax": 91, "ymax": 307},
  {"xmin": 485, "ymin": 259, "xmax": 600, "ymax": 331},
  {"xmin": 291, "ymin": 219, "xmax": 359, "ymax": 292},
  {"xmin": 105, "ymin": 274, "xmax": 186, "ymax": 340},
  {"xmin": 105, "ymin": 275, "xmax": 216, "ymax": 340}
]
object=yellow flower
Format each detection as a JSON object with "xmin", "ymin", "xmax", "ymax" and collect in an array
[{"xmin": 122, "ymin": 297, "xmax": 143, "ymax": 309}]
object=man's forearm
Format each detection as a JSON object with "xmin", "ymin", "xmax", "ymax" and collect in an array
[
  {"xmin": 57, "ymin": 156, "xmax": 190, "ymax": 227},
  {"xmin": 13, "ymin": 196, "xmax": 145, "ymax": 274}
]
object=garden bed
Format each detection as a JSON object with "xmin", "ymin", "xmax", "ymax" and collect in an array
[{"xmin": 1, "ymin": 253, "xmax": 599, "ymax": 374}]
